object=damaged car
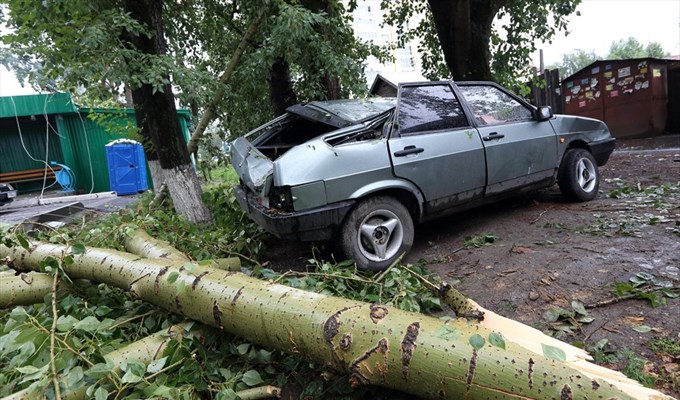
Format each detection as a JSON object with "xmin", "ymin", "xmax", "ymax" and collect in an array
[{"xmin": 230, "ymin": 81, "xmax": 615, "ymax": 271}]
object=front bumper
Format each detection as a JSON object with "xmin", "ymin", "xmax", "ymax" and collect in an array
[
  {"xmin": 234, "ymin": 185, "xmax": 355, "ymax": 241},
  {"xmin": 590, "ymin": 138, "xmax": 616, "ymax": 166}
]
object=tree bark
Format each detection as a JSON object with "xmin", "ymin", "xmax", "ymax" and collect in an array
[
  {"xmin": 0, "ymin": 241, "xmax": 671, "ymax": 400},
  {"xmin": 268, "ymin": 57, "xmax": 298, "ymax": 116},
  {"xmin": 427, "ymin": 0, "xmax": 505, "ymax": 81},
  {"xmin": 0, "ymin": 272, "xmax": 53, "ymax": 308},
  {"xmin": 121, "ymin": 0, "xmax": 211, "ymax": 224}
]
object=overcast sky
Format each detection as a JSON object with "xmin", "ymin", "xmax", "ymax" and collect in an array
[
  {"xmin": 534, "ymin": 0, "xmax": 680, "ymax": 66},
  {"xmin": 1, "ymin": 0, "xmax": 679, "ymax": 96}
]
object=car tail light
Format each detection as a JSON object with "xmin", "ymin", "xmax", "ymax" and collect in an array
[{"xmin": 269, "ymin": 186, "xmax": 293, "ymax": 211}]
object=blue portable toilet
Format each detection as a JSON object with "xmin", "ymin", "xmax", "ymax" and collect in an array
[{"xmin": 105, "ymin": 139, "xmax": 149, "ymax": 195}]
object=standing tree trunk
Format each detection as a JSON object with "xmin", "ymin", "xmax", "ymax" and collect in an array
[
  {"xmin": 427, "ymin": 0, "xmax": 506, "ymax": 81},
  {"xmin": 268, "ymin": 57, "xmax": 298, "ymax": 116},
  {"xmin": 0, "ymin": 241, "xmax": 672, "ymax": 400},
  {"xmin": 121, "ymin": 0, "xmax": 212, "ymax": 224}
]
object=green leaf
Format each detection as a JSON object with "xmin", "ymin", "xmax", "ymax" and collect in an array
[
  {"xmin": 541, "ymin": 343, "xmax": 566, "ymax": 362},
  {"xmin": 16, "ymin": 366, "xmax": 43, "ymax": 375},
  {"xmin": 71, "ymin": 243, "xmax": 86, "ymax": 254},
  {"xmin": 16, "ymin": 234, "xmax": 30, "ymax": 250},
  {"xmin": 120, "ymin": 360, "xmax": 146, "ymax": 383},
  {"xmin": 146, "ymin": 357, "xmax": 167, "ymax": 374},
  {"xmin": 74, "ymin": 316, "xmax": 100, "ymax": 333},
  {"xmin": 94, "ymin": 387, "xmax": 108, "ymax": 400},
  {"xmin": 176, "ymin": 279, "xmax": 186, "ymax": 294},
  {"xmin": 488, "ymin": 332, "xmax": 506, "ymax": 350},
  {"xmin": 86, "ymin": 362, "xmax": 114, "ymax": 379},
  {"xmin": 434, "ymin": 325, "xmax": 461, "ymax": 341},
  {"xmin": 542, "ymin": 307, "xmax": 563, "ymax": 322},
  {"xmin": 56, "ymin": 315, "xmax": 79, "ymax": 332},
  {"xmin": 469, "ymin": 334, "xmax": 485, "ymax": 350},
  {"xmin": 632, "ymin": 325, "xmax": 652, "ymax": 333},
  {"xmin": 236, "ymin": 343, "xmax": 250, "ymax": 355},
  {"xmin": 571, "ymin": 300, "xmax": 587, "ymax": 315},
  {"xmin": 183, "ymin": 262, "xmax": 195, "ymax": 273},
  {"xmin": 66, "ymin": 366, "xmax": 84, "ymax": 388},
  {"xmin": 166, "ymin": 271, "xmax": 179, "ymax": 283},
  {"xmin": 241, "ymin": 369, "xmax": 264, "ymax": 386}
]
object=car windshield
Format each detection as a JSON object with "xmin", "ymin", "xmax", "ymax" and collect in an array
[{"xmin": 292, "ymin": 98, "xmax": 396, "ymax": 126}]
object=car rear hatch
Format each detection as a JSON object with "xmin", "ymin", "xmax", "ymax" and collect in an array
[{"xmin": 230, "ymin": 137, "xmax": 273, "ymax": 194}]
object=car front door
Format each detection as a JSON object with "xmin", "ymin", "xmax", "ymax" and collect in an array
[
  {"xmin": 457, "ymin": 84, "xmax": 559, "ymax": 196},
  {"xmin": 389, "ymin": 82, "xmax": 486, "ymax": 214}
]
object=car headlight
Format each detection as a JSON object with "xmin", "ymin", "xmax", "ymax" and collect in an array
[{"xmin": 269, "ymin": 186, "xmax": 293, "ymax": 211}]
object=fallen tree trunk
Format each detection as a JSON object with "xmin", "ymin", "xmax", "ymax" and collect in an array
[
  {"xmin": 123, "ymin": 228, "xmax": 240, "ymax": 271},
  {"xmin": 0, "ymin": 272, "xmax": 55, "ymax": 308},
  {"xmin": 0, "ymin": 242, "xmax": 673, "ymax": 400}
]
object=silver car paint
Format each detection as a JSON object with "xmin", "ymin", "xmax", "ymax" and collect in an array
[
  {"xmin": 231, "ymin": 137, "xmax": 273, "ymax": 192},
  {"xmin": 550, "ymin": 115, "xmax": 612, "ymax": 158}
]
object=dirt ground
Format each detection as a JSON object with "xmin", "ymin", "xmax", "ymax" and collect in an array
[{"xmin": 264, "ymin": 134, "xmax": 680, "ymax": 397}]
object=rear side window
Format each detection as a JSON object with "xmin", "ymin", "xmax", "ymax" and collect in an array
[
  {"xmin": 397, "ymin": 84, "xmax": 468, "ymax": 135},
  {"xmin": 458, "ymin": 85, "xmax": 533, "ymax": 125}
]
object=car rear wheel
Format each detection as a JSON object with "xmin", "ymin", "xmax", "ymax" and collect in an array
[
  {"xmin": 338, "ymin": 196, "xmax": 414, "ymax": 271},
  {"xmin": 558, "ymin": 148, "xmax": 600, "ymax": 202}
]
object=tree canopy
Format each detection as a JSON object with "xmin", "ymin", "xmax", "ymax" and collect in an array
[
  {"xmin": 548, "ymin": 37, "xmax": 671, "ymax": 78},
  {"xmin": 0, "ymin": 0, "xmax": 385, "ymax": 143},
  {"xmin": 607, "ymin": 37, "xmax": 670, "ymax": 60},
  {"xmin": 379, "ymin": 0, "xmax": 582, "ymax": 86}
]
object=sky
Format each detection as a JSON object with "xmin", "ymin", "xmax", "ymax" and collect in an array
[
  {"xmin": 1, "ymin": 0, "xmax": 679, "ymax": 96},
  {"xmin": 533, "ymin": 0, "xmax": 680, "ymax": 66}
]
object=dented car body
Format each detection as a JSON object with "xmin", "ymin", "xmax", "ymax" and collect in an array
[{"xmin": 231, "ymin": 81, "xmax": 615, "ymax": 270}]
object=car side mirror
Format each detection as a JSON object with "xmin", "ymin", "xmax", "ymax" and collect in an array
[{"xmin": 535, "ymin": 106, "xmax": 553, "ymax": 121}]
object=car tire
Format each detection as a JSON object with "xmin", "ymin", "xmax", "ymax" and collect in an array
[
  {"xmin": 338, "ymin": 196, "xmax": 414, "ymax": 271},
  {"xmin": 558, "ymin": 148, "xmax": 600, "ymax": 202}
]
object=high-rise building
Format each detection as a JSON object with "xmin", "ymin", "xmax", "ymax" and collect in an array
[{"xmin": 345, "ymin": 1, "xmax": 424, "ymax": 85}]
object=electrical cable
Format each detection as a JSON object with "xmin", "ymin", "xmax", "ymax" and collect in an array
[{"xmin": 9, "ymin": 95, "xmax": 58, "ymax": 198}]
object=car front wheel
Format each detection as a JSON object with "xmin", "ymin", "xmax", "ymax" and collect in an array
[
  {"xmin": 338, "ymin": 196, "xmax": 414, "ymax": 271},
  {"xmin": 558, "ymin": 148, "xmax": 600, "ymax": 202}
]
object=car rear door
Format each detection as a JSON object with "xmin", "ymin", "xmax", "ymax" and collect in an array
[
  {"xmin": 388, "ymin": 82, "xmax": 486, "ymax": 214},
  {"xmin": 457, "ymin": 83, "xmax": 558, "ymax": 196}
]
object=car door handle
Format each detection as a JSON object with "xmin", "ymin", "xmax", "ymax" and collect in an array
[
  {"xmin": 394, "ymin": 145, "xmax": 424, "ymax": 157},
  {"xmin": 483, "ymin": 132, "xmax": 504, "ymax": 141}
]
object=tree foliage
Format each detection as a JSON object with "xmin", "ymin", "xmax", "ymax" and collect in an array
[
  {"xmin": 379, "ymin": 0, "xmax": 582, "ymax": 86},
  {"xmin": 607, "ymin": 37, "xmax": 670, "ymax": 60},
  {"xmin": 548, "ymin": 48, "xmax": 598, "ymax": 78},
  {"xmin": 0, "ymin": 0, "xmax": 385, "ymax": 145},
  {"xmin": 549, "ymin": 37, "xmax": 670, "ymax": 78}
]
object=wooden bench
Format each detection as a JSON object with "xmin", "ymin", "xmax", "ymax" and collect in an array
[{"xmin": 0, "ymin": 166, "xmax": 63, "ymax": 184}]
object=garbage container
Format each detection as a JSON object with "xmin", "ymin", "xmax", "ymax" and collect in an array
[{"xmin": 105, "ymin": 139, "xmax": 148, "ymax": 195}]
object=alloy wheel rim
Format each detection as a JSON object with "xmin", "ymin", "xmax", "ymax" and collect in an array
[
  {"xmin": 357, "ymin": 209, "xmax": 403, "ymax": 262},
  {"xmin": 576, "ymin": 157, "xmax": 597, "ymax": 193}
]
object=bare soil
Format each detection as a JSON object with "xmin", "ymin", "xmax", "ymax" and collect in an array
[{"xmin": 263, "ymin": 137, "xmax": 680, "ymax": 397}]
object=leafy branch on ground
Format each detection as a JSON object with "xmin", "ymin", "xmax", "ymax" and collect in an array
[
  {"xmin": 585, "ymin": 272, "xmax": 679, "ymax": 309},
  {"xmin": 542, "ymin": 300, "xmax": 595, "ymax": 338}
]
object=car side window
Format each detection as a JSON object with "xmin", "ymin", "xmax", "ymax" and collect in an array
[
  {"xmin": 458, "ymin": 85, "xmax": 533, "ymax": 126},
  {"xmin": 397, "ymin": 84, "xmax": 468, "ymax": 135}
]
